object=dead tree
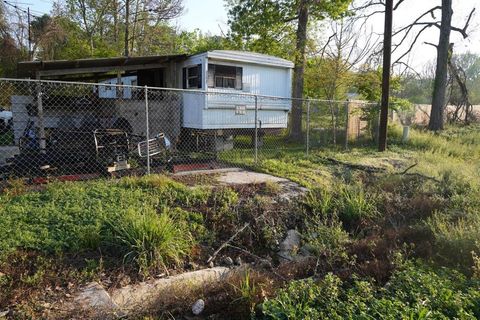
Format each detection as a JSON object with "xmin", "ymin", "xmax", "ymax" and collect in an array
[
  {"xmin": 447, "ymin": 45, "xmax": 473, "ymax": 124},
  {"xmin": 389, "ymin": 1, "xmax": 475, "ymax": 131},
  {"xmin": 313, "ymin": 10, "xmax": 378, "ymax": 145}
]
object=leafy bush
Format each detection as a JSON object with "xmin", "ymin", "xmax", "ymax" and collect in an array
[
  {"xmin": 303, "ymin": 215, "xmax": 350, "ymax": 263},
  {"xmin": 261, "ymin": 261, "xmax": 480, "ymax": 319}
]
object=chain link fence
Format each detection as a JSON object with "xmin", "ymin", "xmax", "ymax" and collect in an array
[{"xmin": 0, "ymin": 78, "xmax": 378, "ymax": 180}]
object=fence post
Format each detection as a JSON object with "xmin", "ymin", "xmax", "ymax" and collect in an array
[
  {"xmin": 254, "ymin": 95, "xmax": 258, "ymax": 164},
  {"xmin": 144, "ymin": 85, "xmax": 150, "ymax": 175},
  {"xmin": 306, "ymin": 100, "xmax": 310, "ymax": 156},
  {"xmin": 36, "ymin": 81, "xmax": 46, "ymax": 153},
  {"xmin": 344, "ymin": 101, "xmax": 350, "ymax": 150}
]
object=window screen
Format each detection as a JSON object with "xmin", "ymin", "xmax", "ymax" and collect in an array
[{"xmin": 208, "ymin": 64, "xmax": 242, "ymax": 90}]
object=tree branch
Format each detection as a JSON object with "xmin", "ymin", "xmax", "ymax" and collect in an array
[{"xmin": 450, "ymin": 7, "xmax": 476, "ymax": 38}]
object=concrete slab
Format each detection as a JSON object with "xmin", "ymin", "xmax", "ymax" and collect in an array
[
  {"xmin": 174, "ymin": 167, "xmax": 308, "ymax": 200},
  {"xmin": 216, "ymin": 169, "xmax": 289, "ymax": 185}
]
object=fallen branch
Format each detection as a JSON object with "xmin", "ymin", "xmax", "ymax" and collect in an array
[
  {"xmin": 226, "ymin": 244, "xmax": 288, "ymax": 281},
  {"xmin": 391, "ymin": 162, "xmax": 441, "ymax": 183},
  {"xmin": 207, "ymin": 222, "xmax": 251, "ymax": 264},
  {"xmin": 316, "ymin": 156, "xmax": 386, "ymax": 173},
  {"xmin": 402, "ymin": 173, "xmax": 441, "ymax": 183},
  {"xmin": 399, "ymin": 162, "xmax": 418, "ymax": 174},
  {"xmin": 226, "ymin": 244, "xmax": 269, "ymax": 264}
]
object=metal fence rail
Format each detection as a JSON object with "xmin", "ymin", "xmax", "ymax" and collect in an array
[{"xmin": 0, "ymin": 78, "xmax": 377, "ymax": 179}]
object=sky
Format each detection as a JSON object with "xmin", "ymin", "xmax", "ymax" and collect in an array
[{"xmin": 24, "ymin": 0, "xmax": 480, "ymax": 70}]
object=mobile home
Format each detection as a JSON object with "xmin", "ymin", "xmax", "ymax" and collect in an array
[{"xmin": 13, "ymin": 51, "xmax": 294, "ymax": 151}]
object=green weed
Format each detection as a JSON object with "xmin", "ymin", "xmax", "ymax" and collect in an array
[
  {"xmin": 0, "ymin": 175, "xmax": 203, "ymax": 273},
  {"xmin": 261, "ymin": 261, "xmax": 480, "ymax": 319}
]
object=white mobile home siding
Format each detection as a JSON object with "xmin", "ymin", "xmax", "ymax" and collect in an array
[{"xmin": 180, "ymin": 51, "xmax": 293, "ymax": 130}]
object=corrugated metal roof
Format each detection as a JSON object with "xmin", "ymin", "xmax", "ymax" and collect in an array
[
  {"xmin": 16, "ymin": 51, "xmax": 294, "ymax": 78},
  {"xmin": 17, "ymin": 54, "xmax": 187, "ymax": 78}
]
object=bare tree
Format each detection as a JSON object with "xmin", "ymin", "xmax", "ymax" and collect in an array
[
  {"xmin": 126, "ymin": 0, "xmax": 183, "ymax": 56},
  {"xmin": 311, "ymin": 16, "xmax": 378, "ymax": 144},
  {"xmin": 389, "ymin": 1, "xmax": 475, "ymax": 130},
  {"xmin": 447, "ymin": 46, "xmax": 473, "ymax": 124}
]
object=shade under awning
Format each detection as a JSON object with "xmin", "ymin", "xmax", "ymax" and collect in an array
[{"xmin": 17, "ymin": 54, "xmax": 187, "ymax": 79}]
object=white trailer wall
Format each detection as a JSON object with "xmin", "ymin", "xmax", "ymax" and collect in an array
[{"xmin": 180, "ymin": 51, "xmax": 293, "ymax": 130}]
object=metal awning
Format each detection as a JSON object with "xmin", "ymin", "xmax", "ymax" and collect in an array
[{"xmin": 17, "ymin": 54, "xmax": 187, "ymax": 79}]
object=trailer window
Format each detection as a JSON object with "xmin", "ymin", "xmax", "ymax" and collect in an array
[
  {"xmin": 208, "ymin": 64, "xmax": 242, "ymax": 90},
  {"xmin": 183, "ymin": 64, "xmax": 202, "ymax": 89},
  {"xmin": 187, "ymin": 66, "xmax": 199, "ymax": 88}
]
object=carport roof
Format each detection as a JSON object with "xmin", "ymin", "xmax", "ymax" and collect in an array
[{"xmin": 17, "ymin": 54, "xmax": 187, "ymax": 79}]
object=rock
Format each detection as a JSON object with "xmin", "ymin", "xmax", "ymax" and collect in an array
[
  {"xmin": 223, "ymin": 256, "xmax": 234, "ymax": 266},
  {"xmin": 208, "ymin": 261, "xmax": 214, "ymax": 268},
  {"xmin": 191, "ymin": 299, "xmax": 205, "ymax": 315},
  {"xmin": 235, "ymin": 256, "xmax": 243, "ymax": 265},
  {"xmin": 0, "ymin": 310, "xmax": 9, "ymax": 317},
  {"xmin": 111, "ymin": 267, "xmax": 230, "ymax": 314},
  {"xmin": 277, "ymin": 230, "xmax": 301, "ymax": 263},
  {"xmin": 74, "ymin": 282, "xmax": 118, "ymax": 311}
]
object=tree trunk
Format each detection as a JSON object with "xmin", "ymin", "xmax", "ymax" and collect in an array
[
  {"xmin": 113, "ymin": 0, "xmax": 118, "ymax": 43},
  {"xmin": 289, "ymin": 0, "xmax": 309, "ymax": 141},
  {"xmin": 429, "ymin": 0, "xmax": 453, "ymax": 131},
  {"xmin": 130, "ymin": 0, "xmax": 140, "ymax": 55},
  {"xmin": 124, "ymin": 0, "xmax": 130, "ymax": 57}
]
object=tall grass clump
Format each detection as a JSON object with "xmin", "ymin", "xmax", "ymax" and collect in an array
[
  {"xmin": 303, "ymin": 188, "xmax": 335, "ymax": 218},
  {"xmin": 102, "ymin": 207, "xmax": 193, "ymax": 273},
  {"xmin": 336, "ymin": 185, "xmax": 378, "ymax": 230}
]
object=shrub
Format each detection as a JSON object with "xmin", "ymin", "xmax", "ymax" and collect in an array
[
  {"xmin": 260, "ymin": 261, "xmax": 480, "ymax": 319},
  {"xmin": 303, "ymin": 216, "xmax": 350, "ymax": 264}
]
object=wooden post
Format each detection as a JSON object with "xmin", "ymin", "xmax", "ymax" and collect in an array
[{"xmin": 378, "ymin": 0, "xmax": 393, "ymax": 152}]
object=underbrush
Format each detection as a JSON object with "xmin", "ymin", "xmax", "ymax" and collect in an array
[
  {"xmin": 260, "ymin": 259, "xmax": 480, "ymax": 319},
  {"xmin": 257, "ymin": 124, "xmax": 480, "ymax": 319},
  {"xmin": 2, "ymin": 124, "xmax": 480, "ymax": 318}
]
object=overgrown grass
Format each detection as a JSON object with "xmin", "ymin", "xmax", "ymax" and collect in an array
[
  {"xmin": 258, "ymin": 124, "xmax": 480, "ymax": 319},
  {"xmin": 0, "ymin": 175, "xmax": 211, "ymax": 272}
]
